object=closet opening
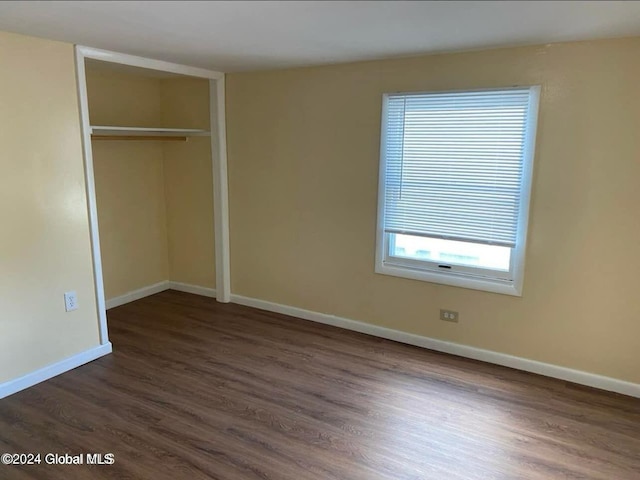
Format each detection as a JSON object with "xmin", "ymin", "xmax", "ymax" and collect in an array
[{"xmin": 75, "ymin": 47, "xmax": 230, "ymax": 347}]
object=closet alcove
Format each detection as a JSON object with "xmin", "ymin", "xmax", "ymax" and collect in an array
[{"xmin": 75, "ymin": 48, "xmax": 230, "ymax": 346}]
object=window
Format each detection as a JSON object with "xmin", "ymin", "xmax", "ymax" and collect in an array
[{"xmin": 375, "ymin": 87, "xmax": 540, "ymax": 296}]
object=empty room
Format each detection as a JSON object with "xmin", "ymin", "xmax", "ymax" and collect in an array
[{"xmin": 0, "ymin": 1, "xmax": 638, "ymax": 479}]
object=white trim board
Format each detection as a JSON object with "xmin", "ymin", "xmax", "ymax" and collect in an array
[
  {"xmin": 105, "ymin": 281, "xmax": 216, "ymax": 309},
  {"xmin": 75, "ymin": 46, "xmax": 109, "ymax": 346},
  {"xmin": 209, "ymin": 76, "xmax": 231, "ymax": 303},
  {"xmin": 230, "ymin": 294, "xmax": 640, "ymax": 399},
  {"xmin": 106, "ymin": 281, "xmax": 171, "ymax": 309},
  {"xmin": 169, "ymin": 281, "xmax": 217, "ymax": 298},
  {"xmin": 78, "ymin": 46, "xmax": 223, "ymax": 80},
  {"xmin": 0, "ymin": 343, "xmax": 112, "ymax": 400}
]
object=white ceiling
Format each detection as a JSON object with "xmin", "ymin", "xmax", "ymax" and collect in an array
[{"xmin": 0, "ymin": 1, "xmax": 639, "ymax": 72}]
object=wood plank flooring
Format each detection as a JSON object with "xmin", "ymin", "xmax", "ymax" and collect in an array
[{"xmin": 0, "ymin": 290, "xmax": 638, "ymax": 479}]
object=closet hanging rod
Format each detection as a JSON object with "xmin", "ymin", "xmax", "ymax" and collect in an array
[
  {"xmin": 92, "ymin": 135, "xmax": 188, "ymax": 142},
  {"xmin": 90, "ymin": 125, "xmax": 211, "ymax": 140}
]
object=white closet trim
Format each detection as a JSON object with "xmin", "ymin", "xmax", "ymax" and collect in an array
[{"xmin": 77, "ymin": 46, "xmax": 223, "ymax": 80}]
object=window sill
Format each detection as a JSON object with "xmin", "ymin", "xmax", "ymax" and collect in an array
[{"xmin": 375, "ymin": 262, "xmax": 523, "ymax": 296}]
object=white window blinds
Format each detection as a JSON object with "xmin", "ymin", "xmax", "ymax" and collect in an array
[{"xmin": 382, "ymin": 88, "xmax": 535, "ymax": 248}]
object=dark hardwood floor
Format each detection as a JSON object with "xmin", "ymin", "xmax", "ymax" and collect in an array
[{"xmin": 0, "ymin": 290, "xmax": 638, "ymax": 480}]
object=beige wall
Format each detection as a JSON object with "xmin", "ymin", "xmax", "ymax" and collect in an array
[
  {"xmin": 161, "ymin": 78, "xmax": 215, "ymax": 288},
  {"xmin": 0, "ymin": 31, "xmax": 101, "ymax": 383},
  {"xmin": 226, "ymin": 37, "xmax": 640, "ymax": 384},
  {"xmin": 86, "ymin": 70, "xmax": 170, "ymax": 298},
  {"xmin": 86, "ymin": 69, "xmax": 215, "ymax": 298}
]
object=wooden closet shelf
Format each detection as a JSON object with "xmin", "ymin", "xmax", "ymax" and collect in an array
[{"xmin": 90, "ymin": 126, "xmax": 210, "ymax": 141}]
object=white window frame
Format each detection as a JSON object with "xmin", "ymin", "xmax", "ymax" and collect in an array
[{"xmin": 375, "ymin": 86, "xmax": 540, "ymax": 296}]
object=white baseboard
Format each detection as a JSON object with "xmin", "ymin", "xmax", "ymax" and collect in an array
[
  {"xmin": 169, "ymin": 281, "xmax": 217, "ymax": 298},
  {"xmin": 105, "ymin": 281, "xmax": 216, "ymax": 309},
  {"xmin": 230, "ymin": 294, "xmax": 640, "ymax": 399},
  {"xmin": 106, "ymin": 281, "xmax": 170, "ymax": 309},
  {"xmin": 0, "ymin": 343, "xmax": 113, "ymax": 400}
]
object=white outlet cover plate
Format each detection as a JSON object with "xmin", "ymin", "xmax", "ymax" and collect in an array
[{"xmin": 64, "ymin": 291, "xmax": 78, "ymax": 312}]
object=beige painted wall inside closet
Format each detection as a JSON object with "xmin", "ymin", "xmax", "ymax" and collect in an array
[
  {"xmin": 0, "ymin": 31, "xmax": 101, "ymax": 383},
  {"xmin": 86, "ymin": 67, "xmax": 215, "ymax": 300},
  {"xmin": 226, "ymin": 37, "xmax": 640, "ymax": 384}
]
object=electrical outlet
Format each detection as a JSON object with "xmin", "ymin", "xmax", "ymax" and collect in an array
[
  {"xmin": 440, "ymin": 309, "xmax": 459, "ymax": 323},
  {"xmin": 64, "ymin": 291, "xmax": 78, "ymax": 312}
]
